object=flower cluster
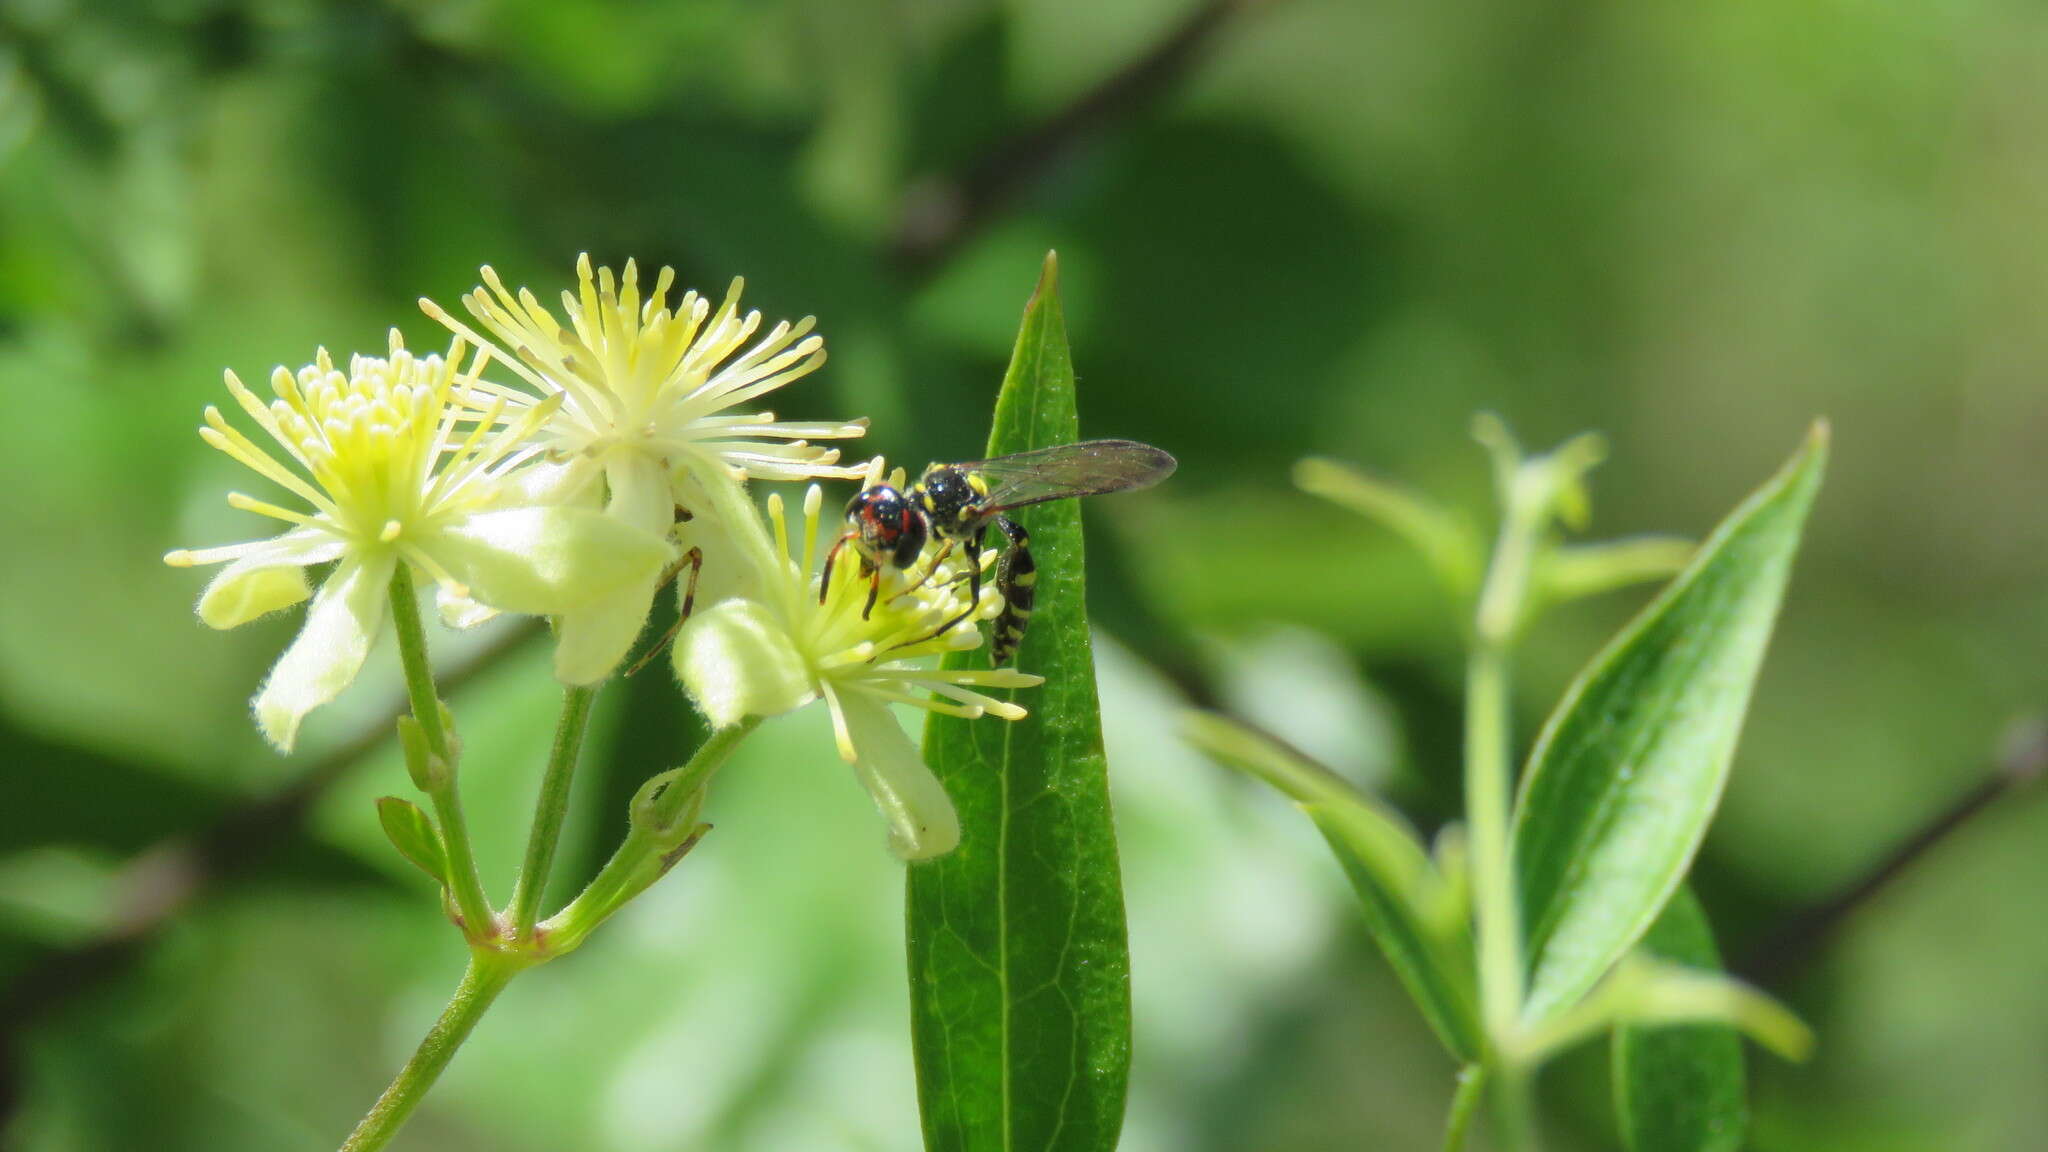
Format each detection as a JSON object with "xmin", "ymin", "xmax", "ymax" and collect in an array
[{"xmin": 168, "ymin": 257, "xmax": 1040, "ymax": 858}]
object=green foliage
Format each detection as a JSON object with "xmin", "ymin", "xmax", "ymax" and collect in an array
[
  {"xmin": 905, "ymin": 254, "xmax": 1132, "ymax": 1152},
  {"xmin": 1199, "ymin": 420, "xmax": 1825, "ymax": 1149},
  {"xmin": 373, "ymin": 796, "xmax": 448, "ymax": 890},
  {"xmin": 1613, "ymin": 888, "xmax": 1747, "ymax": 1152},
  {"xmin": 6, "ymin": 0, "xmax": 2040, "ymax": 1146},
  {"xmin": 1308, "ymin": 802, "xmax": 1482, "ymax": 1063},
  {"xmin": 1185, "ymin": 711, "xmax": 1480, "ymax": 1062},
  {"xmin": 1515, "ymin": 424, "xmax": 1827, "ymax": 1021}
]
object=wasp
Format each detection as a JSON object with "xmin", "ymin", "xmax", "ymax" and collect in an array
[{"xmin": 822, "ymin": 439, "xmax": 1176, "ymax": 664}]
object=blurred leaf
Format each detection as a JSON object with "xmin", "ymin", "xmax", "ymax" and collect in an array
[
  {"xmin": 1294, "ymin": 456, "xmax": 1480, "ymax": 600},
  {"xmin": 1185, "ymin": 709, "xmax": 1480, "ymax": 1060},
  {"xmin": 1307, "ymin": 803, "xmax": 1481, "ymax": 1062},
  {"xmin": 1536, "ymin": 536, "xmax": 1695, "ymax": 605},
  {"xmin": 0, "ymin": 721, "xmax": 220, "ymax": 854},
  {"xmin": 372, "ymin": 796, "xmax": 446, "ymax": 890},
  {"xmin": 1521, "ymin": 948, "xmax": 1811, "ymax": 1067},
  {"xmin": 1515, "ymin": 423, "xmax": 1827, "ymax": 1022},
  {"xmin": 1613, "ymin": 888, "xmax": 1747, "ymax": 1152},
  {"xmin": 1182, "ymin": 709, "xmax": 1363, "ymax": 808},
  {"xmin": 906, "ymin": 253, "xmax": 1131, "ymax": 1152}
]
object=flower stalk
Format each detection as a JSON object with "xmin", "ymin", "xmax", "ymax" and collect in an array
[
  {"xmin": 544, "ymin": 718, "xmax": 761, "ymax": 954},
  {"xmin": 389, "ymin": 564, "xmax": 496, "ymax": 940},
  {"xmin": 337, "ymin": 951, "xmax": 527, "ymax": 1152},
  {"xmin": 508, "ymin": 683, "xmax": 599, "ymax": 939}
]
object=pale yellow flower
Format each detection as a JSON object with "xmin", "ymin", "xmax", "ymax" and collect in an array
[
  {"xmin": 420, "ymin": 255, "xmax": 866, "ymax": 674},
  {"xmin": 165, "ymin": 332, "xmax": 672, "ymax": 750},
  {"xmin": 672, "ymin": 466, "xmax": 1040, "ymax": 860}
]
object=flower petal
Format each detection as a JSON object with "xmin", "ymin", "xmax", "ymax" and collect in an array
[
  {"xmin": 499, "ymin": 455, "xmax": 602, "ymax": 508},
  {"xmin": 437, "ymin": 584, "xmax": 500, "ymax": 630},
  {"xmin": 828, "ymin": 685, "xmax": 960, "ymax": 861},
  {"xmin": 671, "ymin": 598, "xmax": 814, "ymax": 725},
  {"xmin": 605, "ymin": 451, "xmax": 678, "ymax": 540},
  {"xmin": 254, "ymin": 554, "xmax": 395, "ymax": 752},
  {"xmin": 429, "ymin": 506, "xmax": 673, "ymax": 615},
  {"xmin": 552, "ymin": 582, "xmax": 659, "ymax": 685},
  {"xmin": 194, "ymin": 530, "xmax": 346, "ymax": 629}
]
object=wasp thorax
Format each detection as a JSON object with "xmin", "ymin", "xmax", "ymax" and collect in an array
[
  {"xmin": 916, "ymin": 466, "xmax": 984, "ymax": 537},
  {"xmin": 845, "ymin": 484, "xmax": 928, "ymax": 570}
]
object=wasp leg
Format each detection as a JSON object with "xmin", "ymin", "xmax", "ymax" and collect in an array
[
  {"xmin": 624, "ymin": 546, "xmax": 705, "ymax": 677},
  {"xmin": 910, "ymin": 535, "xmax": 986, "ymax": 648},
  {"xmin": 901, "ymin": 537, "xmax": 954, "ymax": 590},
  {"xmin": 820, "ymin": 533, "xmax": 855, "ymax": 605},
  {"xmin": 862, "ymin": 564, "xmax": 883, "ymax": 620},
  {"xmin": 990, "ymin": 517, "xmax": 1034, "ymax": 665}
]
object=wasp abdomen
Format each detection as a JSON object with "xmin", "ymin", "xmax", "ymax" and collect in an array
[{"xmin": 991, "ymin": 515, "xmax": 1035, "ymax": 665}]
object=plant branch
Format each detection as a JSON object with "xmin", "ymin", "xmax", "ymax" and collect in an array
[
  {"xmin": 1737, "ymin": 717, "xmax": 2047, "ymax": 986},
  {"xmin": 543, "ymin": 719, "xmax": 759, "ymax": 954},
  {"xmin": 388, "ymin": 565, "xmax": 496, "ymax": 938},
  {"xmin": 1441, "ymin": 1063, "xmax": 1488, "ymax": 1152},
  {"xmin": 337, "ymin": 952, "xmax": 525, "ymax": 1152},
  {"xmin": 508, "ymin": 684, "xmax": 599, "ymax": 938},
  {"xmin": 889, "ymin": 0, "xmax": 1265, "ymax": 272}
]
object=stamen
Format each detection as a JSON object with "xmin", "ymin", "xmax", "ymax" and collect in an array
[
  {"xmin": 767, "ymin": 492, "xmax": 790, "ymax": 572},
  {"xmin": 802, "ymin": 485, "xmax": 823, "ymax": 577},
  {"xmin": 857, "ymin": 685, "xmax": 985, "ymax": 719},
  {"xmin": 198, "ymin": 416, "xmax": 337, "ymax": 517},
  {"xmin": 226, "ymin": 492, "xmax": 313, "ymax": 525},
  {"xmin": 163, "ymin": 540, "xmax": 270, "ymax": 567}
]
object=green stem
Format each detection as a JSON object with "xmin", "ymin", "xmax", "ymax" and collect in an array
[
  {"xmin": 1465, "ymin": 642, "xmax": 1523, "ymax": 1042},
  {"xmin": 509, "ymin": 684, "xmax": 599, "ymax": 938},
  {"xmin": 1465, "ymin": 469, "xmax": 1544, "ymax": 1151},
  {"xmin": 543, "ymin": 719, "xmax": 759, "ymax": 953},
  {"xmin": 1487, "ymin": 1064, "xmax": 1537, "ymax": 1152},
  {"xmin": 388, "ymin": 565, "xmax": 496, "ymax": 940},
  {"xmin": 337, "ymin": 952, "xmax": 524, "ymax": 1152},
  {"xmin": 1441, "ymin": 1063, "xmax": 1489, "ymax": 1152}
]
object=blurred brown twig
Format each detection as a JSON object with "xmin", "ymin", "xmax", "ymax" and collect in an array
[
  {"xmin": 889, "ymin": 0, "xmax": 1266, "ymax": 273},
  {"xmin": 1737, "ymin": 717, "xmax": 2048, "ymax": 987}
]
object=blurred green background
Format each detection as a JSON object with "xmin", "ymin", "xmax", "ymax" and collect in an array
[{"xmin": 3, "ymin": 0, "xmax": 2046, "ymax": 1148}]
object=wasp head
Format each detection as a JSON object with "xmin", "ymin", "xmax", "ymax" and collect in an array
[{"xmin": 844, "ymin": 484, "xmax": 929, "ymax": 570}]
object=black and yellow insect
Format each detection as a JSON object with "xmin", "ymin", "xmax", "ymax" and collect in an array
[{"xmin": 825, "ymin": 439, "xmax": 1176, "ymax": 664}]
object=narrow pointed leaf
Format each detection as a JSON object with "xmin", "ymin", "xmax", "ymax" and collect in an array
[
  {"xmin": 1185, "ymin": 711, "xmax": 1479, "ymax": 1060},
  {"xmin": 374, "ymin": 796, "xmax": 448, "ymax": 889},
  {"xmin": 906, "ymin": 253, "xmax": 1133, "ymax": 1152},
  {"xmin": 1515, "ymin": 424, "xmax": 1827, "ymax": 1021},
  {"xmin": 1306, "ymin": 803, "xmax": 1482, "ymax": 1061},
  {"xmin": 1613, "ymin": 888, "xmax": 1746, "ymax": 1152},
  {"xmin": 1537, "ymin": 536, "xmax": 1695, "ymax": 605}
]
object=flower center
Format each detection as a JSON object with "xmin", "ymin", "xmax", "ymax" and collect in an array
[{"xmin": 270, "ymin": 346, "xmax": 490, "ymax": 545}]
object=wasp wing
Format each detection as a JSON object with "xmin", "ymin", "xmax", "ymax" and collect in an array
[{"xmin": 949, "ymin": 439, "xmax": 1177, "ymax": 512}]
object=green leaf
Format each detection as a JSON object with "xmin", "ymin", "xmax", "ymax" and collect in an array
[
  {"xmin": 1536, "ymin": 536, "xmax": 1695, "ymax": 605},
  {"xmin": 1293, "ymin": 456, "xmax": 1481, "ymax": 599},
  {"xmin": 1183, "ymin": 710, "xmax": 1480, "ymax": 1061},
  {"xmin": 905, "ymin": 253, "xmax": 1132, "ymax": 1152},
  {"xmin": 1308, "ymin": 803, "xmax": 1483, "ymax": 1062},
  {"xmin": 1515, "ymin": 423, "xmax": 1827, "ymax": 1022},
  {"xmin": 374, "ymin": 796, "xmax": 448, "ymax": 889},
  {"xmin": 1613, "ymin": 889, "xmax": 1747, "ymax": 1152}
]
